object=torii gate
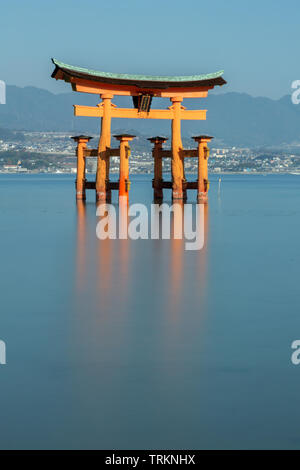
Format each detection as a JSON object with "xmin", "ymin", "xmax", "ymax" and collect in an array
[{"xmin": 51, "ymin": 59, "xmax": 226, "ymax": 203}]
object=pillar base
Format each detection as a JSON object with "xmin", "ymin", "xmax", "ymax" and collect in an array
[
  {"xmin": 76, "ymin": 190, "xmax": 86, "ymax": 200},
  {"xmin": 106, "ymin": 185, "xmax": 112, "ymax": 203},
  {"xmin": 96, "ymin": 190, "xmax": 107, "ymax": 202},
  {"xmin": 154, "ymin": 196, "xmax": 163, "ymax": 203},
  {"xmin": 119, "ymin": 195, "xmax": 129, "ymax": 206},
  {"xmin": 154, "ymin": 189, "xmax": 163, "ymax": 201},
  {"xmin": 172, "ymin": 189, "xmax": 184, "ymax": 200},
  {"xmin": 197, "ymin": 192, "xmax": 208, "ymax": 203}
]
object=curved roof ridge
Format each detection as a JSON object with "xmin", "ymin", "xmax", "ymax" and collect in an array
[{"xmin": 52, "ymin": 58, "xmax": 225, "ymax": 84}]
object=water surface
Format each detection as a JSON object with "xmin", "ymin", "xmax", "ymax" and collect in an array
[{"xmin": 0, "ymin": 173, "xmax": 299, "ymax": 449}]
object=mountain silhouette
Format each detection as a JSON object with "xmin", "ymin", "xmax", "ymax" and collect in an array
[{"xmin": 0, "ymin": 85, "xmax": 299, "ymax": 146}]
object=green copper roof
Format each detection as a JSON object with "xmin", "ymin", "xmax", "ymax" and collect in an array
[{"xmin": 51, "ymin": 58, "xmax": 226, "ymax": 87}]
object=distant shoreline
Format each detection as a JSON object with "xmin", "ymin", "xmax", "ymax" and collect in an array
[{"xmin": 0, "ymin": 171, "xmax": 299, "ymax": 176}]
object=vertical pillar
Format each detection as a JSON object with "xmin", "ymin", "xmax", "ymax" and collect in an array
[
  {"xmin": 114, "ymin": 134, "xmax": 136, "ymax": 203},
  {"xmin": 72, "ymin": 135, "xmax": 92, "ymax": 200},
  {"xmin": 96, "ymin": 93, "xmax": 113, "ymax": 202},
  {"xmin": 170, "ymin": 97, "xmax": 185, "ymax": 200},
  {"xmin": 148, "ymin": 136, "xmax": 167, "ymax": 201},
  {"xmin": 193, "ymin": 135, "xmax": 213, "ymax": 203}
]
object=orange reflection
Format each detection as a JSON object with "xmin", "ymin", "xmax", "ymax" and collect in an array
[
  {"xmin": 118, "ymin": 198, "xmax": 130, "ymax": 292},
  {"xmin": 167, "ymin": 201, "xmax": 209, "ymax": 320},
  {"xmin": 76, "ymin": 200, "xmax": 87, "ymax": 290},
  {"xmin": 75, "ymin": 199, "xmax": 208, "ymax": 324},
  {"xmin": 169, "ymin": 202, "xmax": 185, "ymax": 319},
  {"xmin": 96, "ymin": 201, "xmax": 113, "ymax": 294},
  {"xmin": 95, "ymin": 199, "xmax": 130, "ymax": 307},
  {"xmin": 197, "ymin": 203, "xmax": 209, "ymax": 289}
]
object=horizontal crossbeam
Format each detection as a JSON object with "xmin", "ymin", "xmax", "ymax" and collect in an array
[
  {"xmin": 152, "ymin": 180, "xmax": 198, "ymax": 190},
  {"xmin": 83, "ymin": 148, "xmax": 98, "ymax": 157},
  {"xmin": 83, "ymin": 148, "xmax": 120, "ymax": 157},
  {"xmin": 159, "ymin": 149, "xmax": 198, "ymax": 158},
  {"xmin": 71, "ymin": 78, "xmax": 211, "ymax": 98},
  {"xmin": 85, "ymin": 181, "xmax": 120, "ymax": 190},
  {"xmin": 84, "ymin": 147, "xmax": 198, "ymax": 159},
  {"xmin": 74, "ymin": 105, "xmax": 206, "ymax": 120}
]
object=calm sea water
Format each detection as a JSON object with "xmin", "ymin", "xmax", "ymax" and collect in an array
[{"xmin": 0, "ymin": 173, "xmax": 299, "ymax": 450}]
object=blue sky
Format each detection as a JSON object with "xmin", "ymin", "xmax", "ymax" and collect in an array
[{"xmin": 0, "ymin": 0, "xmax": 299, "ymax": 98}]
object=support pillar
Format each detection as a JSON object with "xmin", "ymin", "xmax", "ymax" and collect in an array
[
  {"xmin": 72, "ymin": 135, "xmax": 93, "ymax": 200},
  {"xmin": 170, "ymin": 97, "xmax": 185, "ymax": 200},
  {"xmin": 114, "ymin": 134, "xmax": 136, "ymax": 203},
  {"xmin": 96, "ymin": 93, "xmax": 113, "ymax": 202},
  {"xmin": 148, "ymin": 136, "xmax": 167, "ymax": 201},
  {"xmin": 193, "ymin": 135, "xmax": 213, "ymax": 203}
]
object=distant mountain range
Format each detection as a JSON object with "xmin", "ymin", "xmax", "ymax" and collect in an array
[{"xmin": 1, "ymin": 85, "xmax": 300, "ymax": 147}]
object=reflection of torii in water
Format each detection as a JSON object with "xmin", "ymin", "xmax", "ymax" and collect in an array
[
  {"xmin": 51, "ymin": 59, "xmax": 226, "ymax": 203},
  {"xmin": 168, "ymin": 202, "xmax": 209, "ymax": 321},
  {"xmin": 75, "ymin": 200, "xmax": 209, "ymax": 318}
]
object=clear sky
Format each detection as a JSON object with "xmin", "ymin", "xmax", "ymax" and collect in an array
[{"xmin": 1, "ymin": 0, "xmax": 299, "ymax": 98}]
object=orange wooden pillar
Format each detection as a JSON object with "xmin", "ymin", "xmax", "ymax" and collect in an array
[
  {"xmin": 96, "ymin": 93, "xmax": 113, "ymax": 202},
  {"xmin": 148, "ymin": 136, "xmax": 167, "ymax": 201},
  {"xmin": 193, "ymin": 135, "xmax": 213, "ymax": 203},
  {"xmin": 170, "ymin": 97, "xmax": 185, "ymax": 200},
  {"xmin": 72, "ymin": 135, "xmax": 92, "ymax": 200},
  {"xmin": 114, "ymin": 134, "xmax": 135, "ymax": 203}
]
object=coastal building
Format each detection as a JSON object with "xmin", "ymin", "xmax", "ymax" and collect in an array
[{"xmin": 3, "ymin": 164, "xmax": 19, "ymax": 171}]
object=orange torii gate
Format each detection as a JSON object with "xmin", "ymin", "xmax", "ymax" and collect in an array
[{"xmin": 51, "ymin": 59, "xmax": 226, "ymax": 203}]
